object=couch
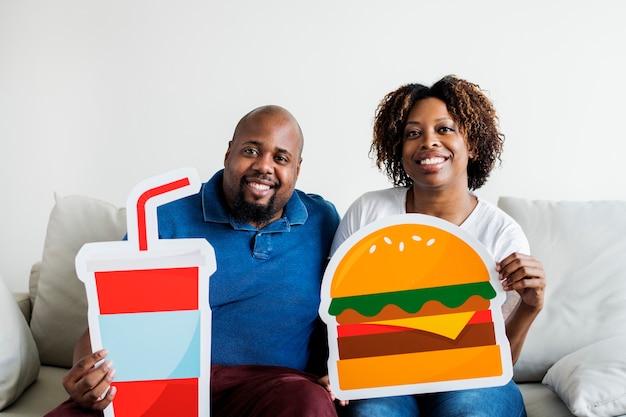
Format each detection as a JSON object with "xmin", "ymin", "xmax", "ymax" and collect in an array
[{"xmin": 1, "ymin": 194, "xmax": 625, "ymax": 417}]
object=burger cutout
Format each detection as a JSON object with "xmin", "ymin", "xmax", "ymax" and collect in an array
[{"xmin": 320, "ymin": 214, "xmax": 512, "ymax": 400}]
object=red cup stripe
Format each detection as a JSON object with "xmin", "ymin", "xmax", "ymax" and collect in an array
[
  {"xmin": 111, "ymin": 378, "xmax": 198, "ymax": 417},
  {"xmin": 95, "ymin": 267, "xmax": 199, "ymax": 314}
]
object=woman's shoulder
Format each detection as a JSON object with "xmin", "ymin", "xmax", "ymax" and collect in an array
[
  {"xmin": 472, "ymin": 198, "xmax": 523, "ymax": 229},
  {"xmin": 350, "ymin": 187, "xmax": 407, "ymax": 211},
  {"xmin": 330, "ymin": 187, "xmax": 407, "ymax": 254},
  {"xmin": 467, "ymin": 197, "xmax": 530, "ymax": 258}
]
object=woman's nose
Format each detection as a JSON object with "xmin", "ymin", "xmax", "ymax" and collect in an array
[{"xmin": 420, "ymin": 130, "xmax": 441, "ymax": 148}]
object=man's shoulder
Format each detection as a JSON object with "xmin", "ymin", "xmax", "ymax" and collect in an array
[
  {"xmin": 161, "ymin": 190, "xmax": 201, "ymax": 208},
  {"xmin": 295, "ymin": 189, "xmax": 337, "ymax": 209},
  {"xmin": 157, "ymin": 190, "xmax": 202, "ymax": 220},
  {"xmin": 293, "ymin": 189, "xmax": 340, "ymax": 223}
]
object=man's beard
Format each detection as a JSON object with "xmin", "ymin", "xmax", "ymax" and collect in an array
[{"xmin": 231, "ymin": 190, "xmax": 277, "ymax": 226}]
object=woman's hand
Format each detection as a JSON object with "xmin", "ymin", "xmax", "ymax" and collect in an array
[
  {"xmin": 497, "ymin": 252, "xmax": 546, "ymax": 311},
  {"xmin": 498, "ymin": 252, "xmax": 546, "ymax": 363},
  {"xmin": 317, "ymin": 375, "xmax": 349, "ymax": 406},
  {"xmin": 62, "ymin": 349, "xmax": 117, "ymax": 410}
]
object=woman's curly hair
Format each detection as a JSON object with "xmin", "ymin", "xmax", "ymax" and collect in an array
[{"xmin": 371, "ymin": 75, "xmax": 504, "ymax": 190}]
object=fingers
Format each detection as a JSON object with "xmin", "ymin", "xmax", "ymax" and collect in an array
[
  {"xmin": 62, "ymin": 350, "xmax": 117, "ymax": 410},
  {"xmin": 497, "ymin": 253, "xmax": 545, "ymax": 290},
  {"xmin": 64, "ymin": 349, "xmax": 107, "ymax": 384},
  {"xmin": 317, "ymin": 375, "xmax": 334, "ymax": 400},
  {"xmin": 497, "ymin": 253, "xmax": 546, "ymax": 310},
  {"xmin": 317, "ymin": 375, "xmax": 349, "ymax": 406},
  {"xmin": 90, "ymin": 385, "xmax": 117, "ymax": 411}
]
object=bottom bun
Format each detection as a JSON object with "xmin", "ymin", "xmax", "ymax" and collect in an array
[{"xmin": 336, "ymin": 345, "xmax": 503, "ymax": 390}]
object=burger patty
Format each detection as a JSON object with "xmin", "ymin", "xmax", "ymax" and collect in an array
[{"xmin": 337, "ymin": 322, "xmax": 496, "ymax": 360}]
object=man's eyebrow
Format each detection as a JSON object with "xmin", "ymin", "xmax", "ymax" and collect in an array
[
  {"xmin": 241, "ymin": 140, "xmax": 262, "ymax": 147},
  {"xmin": 274, "ymin": 147, "xmax": 293, "ymax": 158}
]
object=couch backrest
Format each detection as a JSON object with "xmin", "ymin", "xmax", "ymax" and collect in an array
[
  {"xmin": 498, "ymin": 197, "xmax": 626, "ymax": 382},
  {"xmin": 33, "ymin": 192, "xmax": 626, "ymax": 380},
  {"xmin": 30, "ymin": 193, "xmax": 126, "ymax": 368}
]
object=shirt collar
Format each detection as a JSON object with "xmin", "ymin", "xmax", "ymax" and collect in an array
[{"xmin": 201, "ymin": 169, "xmax": 308, "ymax": 230}]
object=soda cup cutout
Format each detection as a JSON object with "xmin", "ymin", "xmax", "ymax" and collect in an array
[
  {"xmin": 320, "ymin": 214, "xmax": 513, "ymax": 401},
  {"xmin": 76, "ymin": 167, "xmax": 216, "ymax": 417}
]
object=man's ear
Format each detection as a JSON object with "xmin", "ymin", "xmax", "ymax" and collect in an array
[
  {"xmin": 224, "ymin": 140, "xmax": 233, "ymax": 163},
  {"xmin": 296, "ymin": 157, "xmax": 302, "ymax": 177}
]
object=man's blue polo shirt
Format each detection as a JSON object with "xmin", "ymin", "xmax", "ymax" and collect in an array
[{"xmin": 156, "ymin": 170, "xmax": 340, "ymax": 371}]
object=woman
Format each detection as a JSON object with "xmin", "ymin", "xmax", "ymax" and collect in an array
[{"xmin": 332, "ymin": 75, "xmax": 545, "ymax": 417}]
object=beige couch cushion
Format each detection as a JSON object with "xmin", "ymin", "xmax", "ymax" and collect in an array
[
  {"xmin": 543, "ymin": 334, "xmax": 626, "ymax": 417},
  {"xmin": 497, "ymin": 197, "xmax": 626, "ymax": 382},
  {"xmin": 12, "ymin": 292, "xmax": 31, "ymax": 324},
  {"xmin": 30, "ymin": 193, "xmax": 126, "ymax": 368},
  {"xmin": 28, "ymin": 261, "xmax": 41, "ymax": 317},
  {"xmin": 0, "ymin": 366, "xmax": 69, "ymax": 417},
  {"xmin": 0, "ymin": 276, "xmax": 40, "ymax": 411},
  {"xmin": 518, "ymin": 383, "xmax": 574, "ymax": 417}
]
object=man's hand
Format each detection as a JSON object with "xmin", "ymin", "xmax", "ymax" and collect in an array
[
  {"xmin": 62, "ymin": 349, "xmax": 117, "ymax": 410},
  {"xmin": 317, "ymin": 375, "xmax": 349, "ymax": 406}
]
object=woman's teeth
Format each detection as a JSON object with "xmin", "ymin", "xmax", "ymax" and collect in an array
[{"xmin": 420, "ymin": 157, "xmax": 445, "ymax": 165}]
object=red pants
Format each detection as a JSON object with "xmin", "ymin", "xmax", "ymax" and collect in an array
[{"xmin": 44, "ymin": 365, "xmax": 338, "ymax": 417}]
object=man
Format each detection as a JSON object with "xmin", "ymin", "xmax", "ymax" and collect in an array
[{"xmin": 45, "ymin": 105, "xmax": 341, "ymax": 417}]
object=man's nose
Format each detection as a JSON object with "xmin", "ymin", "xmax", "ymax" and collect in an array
[{"xmin": 252, "ymin": 153, "xmax": 274, "ymax": 173}]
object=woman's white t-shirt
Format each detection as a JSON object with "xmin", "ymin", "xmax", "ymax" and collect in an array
[{"xmin": 331, "ymin": 187, "xmax": 530, "ymax": 263}]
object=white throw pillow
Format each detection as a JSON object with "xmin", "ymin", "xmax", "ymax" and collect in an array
[
  {"xmin": 543, "ymin": 334, "xmax": 626, "ymax": 417},
  {"xmin": 497, "ymin": 197, "xmax": 626, "ymax": 382},
  {"xmin": 0, "ymin": 275, "xmax": 40, "ymax": 410},
  {"xmin": 30, "ymin": 193, "xmax": 126, "ymax": 368}
]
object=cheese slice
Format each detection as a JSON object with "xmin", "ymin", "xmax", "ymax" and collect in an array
[{"xmin": 365, "ymin": 311, "xmax": 475, "ymax": 340}]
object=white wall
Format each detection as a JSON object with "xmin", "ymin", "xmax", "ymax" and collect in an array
[{"xmin": 2, "ymin": 0, "xmax": 625, "ymax": 292}]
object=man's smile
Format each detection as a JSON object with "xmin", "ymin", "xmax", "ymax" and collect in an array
[
  {"xmin": 248, "ymin": 181, "xmax": 271, "ymax": 191},
  {"xmin": 243, "ymin": 177, "xmax": 278, "ymax": 200}
]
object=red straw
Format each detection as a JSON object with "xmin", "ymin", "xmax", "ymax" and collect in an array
[{"xmin": 136, "ymin": 177, "xmax": 190, "ymax": 251}]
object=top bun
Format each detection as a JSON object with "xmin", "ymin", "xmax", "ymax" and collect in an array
[{"xmin": 331, "ymin": 223, "xmax": 489, "ymax": 298}]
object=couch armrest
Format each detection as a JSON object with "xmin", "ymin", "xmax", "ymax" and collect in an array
[{"xmin": 12, "ymin": 292, "xmax": 31, "ymax": 324}]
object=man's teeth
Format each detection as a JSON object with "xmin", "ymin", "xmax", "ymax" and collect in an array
[
  {"xmin": 420, "ymin": 157, "xmax": 445, "ymax": 165},
  {"xmin": 250, "ymin": 183, "xmax": 270, "ymax": 191}
]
